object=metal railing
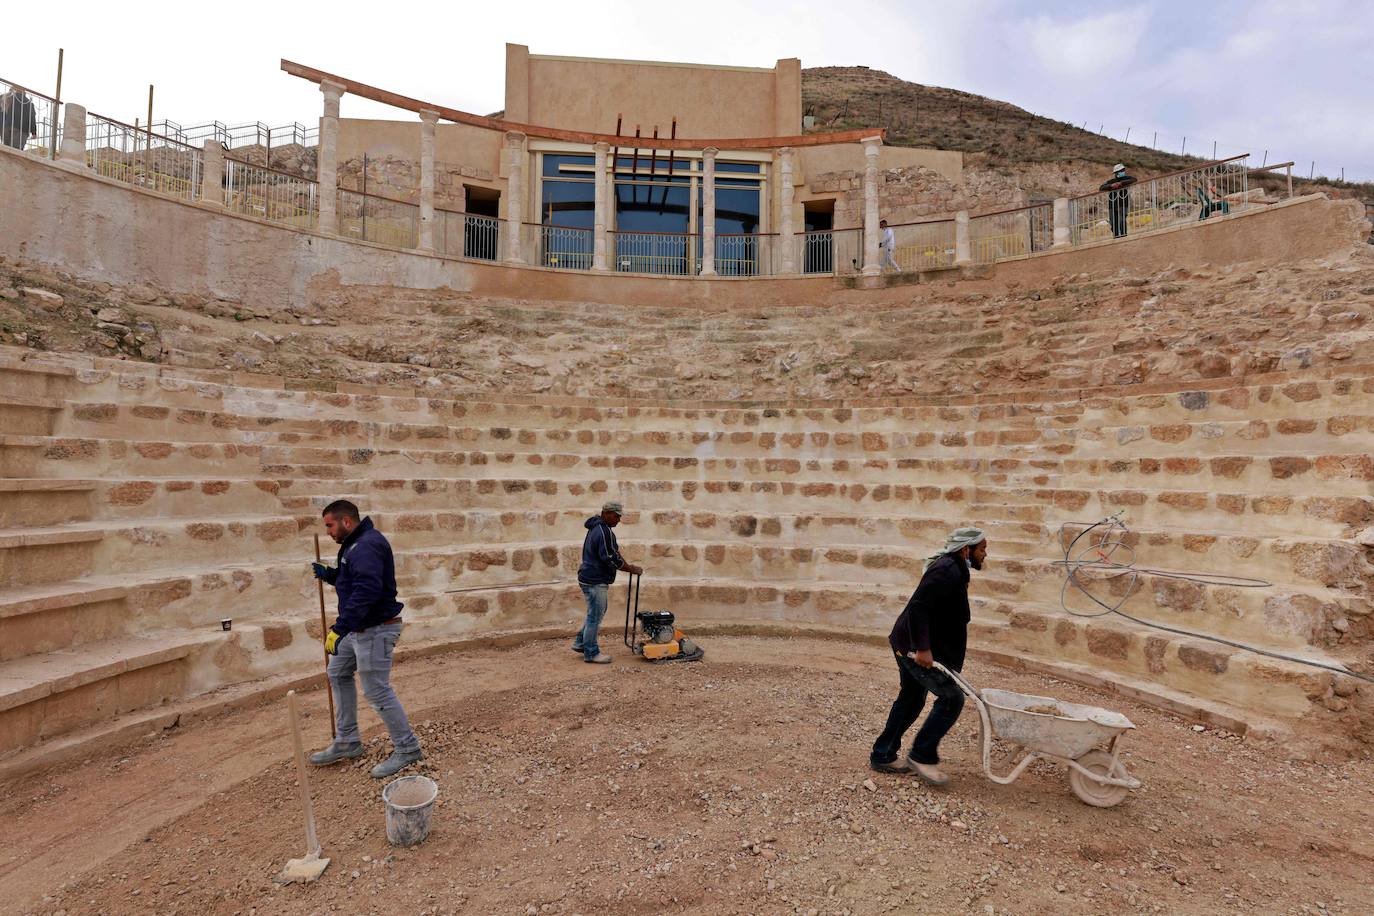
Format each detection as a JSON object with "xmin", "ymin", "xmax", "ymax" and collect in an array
[
  {"xmin": 338, "ymin": 189, "xmax": 419, "ymax": 249},
  {"xmin": 534, "ymin": 224, "xmax": 594, "ymax": 270},
  {"xmin": 613, "ymin": 230, "xmax": 696, "ymax": 276},
  {"xmin": 0, "ymin": 76, "xmax": 58, "ymax": 157},
  {"xmin": 436, "ymin": 209, "xmax": 502, "ymax": 261},
  {"xmin": 1069, "ymin": 155, "xmax": 1250, "ymax": 246},
  {"xmin": 968, "ymin": 202, "xmax": 1054, "ymax": 265},
  {"xmin": 223, "ymin": 155, "xmax": 318, "ymax": 228},
  {"xmin": 715, "ymin": 233, "xmax": 774, "ymax": 277},
  {"xmin": 156, "ymin": 119, "xmax": 317, "ymax": 153},
  {"xmin": 87, "ymin": 113, "xmax": 203, "ymax": 203},
  {"xmin": 890, "ymin": 219, "xmax": 956, "ymax": 271}
]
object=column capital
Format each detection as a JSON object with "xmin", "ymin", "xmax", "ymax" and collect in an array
[
  {"xmin": 593, "ymin": 140, "xmax": 610, "ymax": 153},
  {"xmin": 419, "ymin": 108, "xmax": 440, "ymax": 126},
  {"xmin": 862, "ymin": 135, "xmax": 883, "ymax": 155},
  {"xmin": 320, "ymin": 79, "xmax": 346, "ymax": 100},
  {"xmin": 777, "ymin": 146, "xmax": 794, "ymax": 158},
  {"xmin": 505, "ymin": 130, "xmax": 527, "ymax": 146},
  {"xmin": 701, "ymin": 146, "xmax": 719, "ymax": 159}
]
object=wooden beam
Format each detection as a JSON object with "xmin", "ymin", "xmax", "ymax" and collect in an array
[{"xmin": 281, "ymin": 58, "xmax": 885, "ymax": 150}]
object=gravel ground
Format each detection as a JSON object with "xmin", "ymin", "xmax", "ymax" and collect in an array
[{"xmin": 9, "ymin": 636, "xmax": 1374, "ymax": 915}]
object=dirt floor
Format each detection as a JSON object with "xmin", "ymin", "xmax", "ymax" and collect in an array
[{"xmin": 4, "ymin": 636, "xmax": 1372, "ymax": 916}]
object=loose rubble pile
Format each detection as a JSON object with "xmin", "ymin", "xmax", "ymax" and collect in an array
[{"xmin": 16, "ymin": 638, "xmax": 1373, "ymax": 915}]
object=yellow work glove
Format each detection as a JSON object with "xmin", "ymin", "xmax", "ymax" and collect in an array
[{"xmin": 324, "ymin": 629, "xmax": 342, "ymax": 655}]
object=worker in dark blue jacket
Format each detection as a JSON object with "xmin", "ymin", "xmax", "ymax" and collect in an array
[
  {"xmin": 572, "ymin": 500, "xmax": 643, "ymax": 663},
  {"xmin": 307, "ymin": 500, "xmax": 423, "ymax": 778}
]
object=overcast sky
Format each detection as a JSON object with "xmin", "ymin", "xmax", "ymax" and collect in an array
[{"xmin": 6, "ymin": 0, "xmax": 1371, "ymax": 181}]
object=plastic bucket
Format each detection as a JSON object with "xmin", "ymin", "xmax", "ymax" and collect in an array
[{"xmin": 381, "ymin": 775, "xmax": 438, "ymax": 847}]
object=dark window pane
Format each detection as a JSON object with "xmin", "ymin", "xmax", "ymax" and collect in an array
[
  {"xmin": 541, "ymin": 179, "xmax": 596, "ymax": 228},
  {"xmin": 542, "ymin": 154, "xmax": 595, "ymax": 176}
]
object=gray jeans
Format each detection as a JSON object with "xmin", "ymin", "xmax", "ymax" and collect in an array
[{"xmin": 326, "ymin": 621, "xmax": 420, "ymax": 753}]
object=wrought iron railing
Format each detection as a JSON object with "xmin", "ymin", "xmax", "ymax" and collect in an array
[
  {"xmin": 535, "ymin": 224, "xmax": 594, "ymax": 270},
  {"xmin": 968, "ymin": 202, "xmax": 1054, "ymax": 265},
  {"xmin": 889, "ymin": 219, "xmax": 956, "ymax": 271},
  {"xmin": 1068, "ymin": 156, "xmax": 1250, "ymax": 246},
  {"xmin": 338, "ymin": 189, "xmax": 419, "ymax": 249},
  {"xmin": 715, "ymin": 233, "xmax": 772, "ymax": 276},
  {"xmin": 0, "ymin": 75, "xmax": 58, "ymax": 157},
  {"xmin": 87, "ymin": 113, "xmax": 203, "ymax": 203},
  {"xmin": 612, "ymin": 230, "xmax": 695, "ymax": 276},
  {"xmin": 223, "ymin": 155, "xmax": 318, "ymax": 228},
  {"xmin": 436, "ymin": 209, "xmax": 501, "ymax": 261}
]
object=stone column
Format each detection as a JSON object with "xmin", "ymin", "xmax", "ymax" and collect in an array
[
  {"xmin": 593, "ymin": 141, "xmax": 609, "ymax": 271},
  {"xmin": 1053, "ymin": 196, "xmax": 1070, "ymax": 247},
  {"xmin": 954, "ymin": 210, "xmax": 972, "ymax": 265},
  {"xmin": 504, "ymin": 130, "xmax": 526, "ymax": 264},
  {"xmin": 317, "ymin": 79, "xmax": 345, "ymax": 235},
  {"xmin": 200, "ymin": 140, "xmax": 224, "ymax": 206},
  {"xmin": 700, "ymin": 147, "xmax": 718, "ymax": 277},
  {"xmin": 861, "ymin": 136, "xmax": 882, "ymax": 276},
  {"xmin": 778, "ymin": 146, "xmax": 796, "ymax": 274},
  {"xmin": 418, "ymin": 108, "xmax": 439, "ymax": 253},
  {"xmin": 58, "ymin": 103, "xmax": 86, "ymax": 165}
]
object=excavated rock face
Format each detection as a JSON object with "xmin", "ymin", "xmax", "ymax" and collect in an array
[{"xmin": 4, "ymin": 248, "xmax": 1372, "ymax": 402}]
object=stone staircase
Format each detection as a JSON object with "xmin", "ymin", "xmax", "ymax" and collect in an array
[{"xmin": 0, "ymin": 348, "xmax": 1371, "ymax": 762}]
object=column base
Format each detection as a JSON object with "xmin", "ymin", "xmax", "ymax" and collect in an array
[
  {"xmin": 700, "ymin": 269, "xmax": 717, "ymax": 277},
  {"xmin": 861, "ymin": 265, "xmax": 881, "ymax": 277}
]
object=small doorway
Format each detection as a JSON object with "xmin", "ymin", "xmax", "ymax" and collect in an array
[
  {"xmin": 802, "ymin": 200, "xmax": 835, "ymax": 274},
  {"xmin": 464, "ymin": 186, "xmax": 500, "ymax": 260}
]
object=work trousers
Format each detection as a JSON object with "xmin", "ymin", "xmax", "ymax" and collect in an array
[
  {"xmin": 574, "ymin": 582, "xmax": 610, "ymax": 659},
  {"xmin": 871, "ymin": 651, "xmax": 965, "ymax": 766},
  {"xmin": 327, "ymin": 621, "xmax": 420, "ymax": 753}
]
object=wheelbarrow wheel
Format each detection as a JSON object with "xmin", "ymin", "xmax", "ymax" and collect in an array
[{"xmin": 1068, "ymin": 750, "xmax": 1131, "ymax": 808}]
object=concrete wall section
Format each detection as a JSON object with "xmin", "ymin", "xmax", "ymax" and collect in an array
[
  {"xmin": 0, "ymin": 146, "xmax": 1364, "ymax": 318},
  {"xmin": 512, "ymin": 47, "xmax": 788, "ymax": 139}
]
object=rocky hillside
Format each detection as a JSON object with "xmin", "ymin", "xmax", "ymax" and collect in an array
[{"xmin": 802, "ymin": 66, "xmax": 1373, "ymax": 201}]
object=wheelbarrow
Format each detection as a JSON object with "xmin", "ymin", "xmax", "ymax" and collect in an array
[{"xmin": 932, "ymin": 662, "xmax": 1142, "ymax": 807}]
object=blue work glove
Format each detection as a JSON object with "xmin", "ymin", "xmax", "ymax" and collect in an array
[
  {"xmin": 324, "ymin": 628, "xmax": 342, "ymax": 655},
  {"xmin": 311, "ymin": 562, "xmax": 332, "ymax": 580}
]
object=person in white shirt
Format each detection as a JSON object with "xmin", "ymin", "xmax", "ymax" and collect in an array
[{"xmin": 879, "ymin": 219, "xmax": 900, "ymax": 273}]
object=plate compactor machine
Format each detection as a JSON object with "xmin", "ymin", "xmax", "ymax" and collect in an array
[{"xmin": 622, "ymin": 573, "xmax": 705, "ymax": 663}]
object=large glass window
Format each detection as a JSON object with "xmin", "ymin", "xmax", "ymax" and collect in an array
[
  {"xmin": 539, "ymin": 154, "xmax": 595, "ymax": 269},
  {"xmin": 613, "ymin": 156, "xmax": 693, "ymax": 274}
]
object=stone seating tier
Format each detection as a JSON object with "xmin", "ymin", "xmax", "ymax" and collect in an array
[{"xmin": 0, "ymin": 349, "xmax": 1369, "ymax": 761}]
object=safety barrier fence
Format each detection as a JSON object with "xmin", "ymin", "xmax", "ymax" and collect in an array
[
  {"xmin": 87, "ymin": 113, "xmax": 203, "ymax": 204},
  {"xmin": 223, "ymin": 155, "xmax": 319, "ymax": 228},
  {"xmin": 1068, "ymin": 155, "xmax": 1250, "ymax": 247},
  {"xmin": 611, "ymin": 230, "xmax": 696, "ymax": 276},
  {"xmin": 715, "ymin": 232, "xmax": 776, "ymax": 276},
  {"xmin": 889, "ymin": 218, "xmax": 956, "ymax": 271},
  {"xmin": 799, "ymin": 228, "xmax": 865, "ymax": 275},
  {"xmin": 529, "ymin": 223, "xmax": 594, "ymax": 270},
  {"xmin": 0, "ymin": 76, "xmax": 58, "ymax": 157},
  {"xmin": 155, "ymin": 119, "xmax": 317, "ymax": 152},
  {"xmin": 338, "ymin": 188, "xmax": 419, "ymax": 249},
  {"xmin": 436, "ymin": 209, "xmax": 502, "ymax": 261},
  {"xmin": 968, "ymin": 202, "xmax": 1054, "ymax": 265}
]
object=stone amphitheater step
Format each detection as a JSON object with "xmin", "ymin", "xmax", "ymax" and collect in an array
[
  {"xmin": 0, "ymin": 631, "xmax": 217, "ymax": 757},
  {"xmin": 39, "ymin": 394, "xmax": 1374, "ymax": 460},
  {"xmin": 0, "ymin": 395, "xmax": 63, "ymax": 436},
  {"xmin": 5, "ymin": 353, "xmax": 1371, "ymax": 430},
  {"xmin": 6, "ymin": 436, "xmax": 1369, "ymax": 500},
  {"xmin": 0, "ymin": 479, "xmax": 96, "ymax": 528}
]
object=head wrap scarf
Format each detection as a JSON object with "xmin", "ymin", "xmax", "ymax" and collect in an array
[{"xmin": 924, "ymin": 526, "xmax": 986, "ymax": 570}]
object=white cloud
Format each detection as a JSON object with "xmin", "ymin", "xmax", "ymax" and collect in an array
[{"xmin": 1025, "ymin": 8, "xmax": 1152, "ymax": 78}]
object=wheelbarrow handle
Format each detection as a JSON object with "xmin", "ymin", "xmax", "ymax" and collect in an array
[{"xmin": 928, "ymin": 660, "xmax": 996, "ymax": 781}]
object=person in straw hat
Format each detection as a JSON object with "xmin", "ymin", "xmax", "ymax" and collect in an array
[
  {"xmin": 572, "ymin": 500, "xmax": 643, "ymax": 664},
  {"xmin": 870, "ymin": 527, "xmax": 988, "ymax": 785}
]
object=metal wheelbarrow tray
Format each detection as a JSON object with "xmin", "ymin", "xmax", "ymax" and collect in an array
[{"xmin": 934, "ymin": 662, "xmax": 1143, "ymax": 807}]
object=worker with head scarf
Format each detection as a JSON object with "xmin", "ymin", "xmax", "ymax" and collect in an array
[{"xmin": 870, "ymin": 527, "xmax": 988, "ymax": 784}]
